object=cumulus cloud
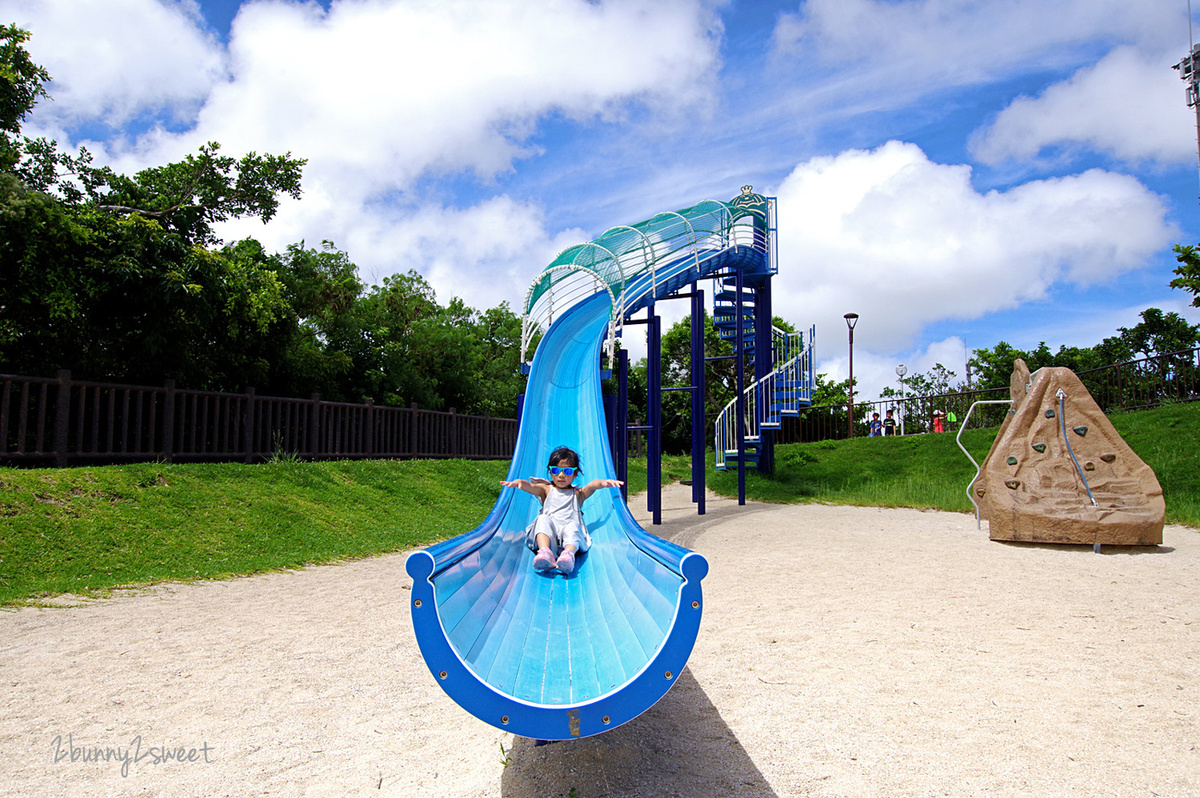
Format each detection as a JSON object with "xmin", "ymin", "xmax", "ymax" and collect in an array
[
  {"xmin": 970, "ymin": 46, "xmax": 1196, "ymax": 166},
  {"xmin": 817, "ymin": 337, "xmax": 969, "ymax": 403},
  {"xmin": 33, "ymin": 0, "xmax": 725, "ymax": 314},
  {"xmin": 771, "ymin": 141, "xmax": 1177, "ymax": 368},
  {"xmin": 771, "ymin": 0, "xmax": 1184, "ymax": 100},
  {"xmin": 125, "ymin": 0, "xmax": 724, "ymax": 202},
  {"xmin": 4, "ymin": 0, "xmax": 225, "ymax": 128},
  {"xmin": 216, "ymin": 191, "xmax": 586, "ymax": 314}
]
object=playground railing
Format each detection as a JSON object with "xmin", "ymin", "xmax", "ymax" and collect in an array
[
  {"xmin": 778, "ymin": 346, "xmax": 1200, "ymax": 443},
  {"xmin": 0, "ymin": 370, "xmax": 518, "ymax": 467},
  {"xmin": 520, "ymin": 199, "xmax": 771, "ymax": 366},
  {"xmin": 714, "ymin": 326, "xmax": 815, "ymax": 469}
]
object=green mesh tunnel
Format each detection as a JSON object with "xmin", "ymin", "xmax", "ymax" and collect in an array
[{"xmin": 520, "ymin": 197, "xmax": 767, "ymax": 363}]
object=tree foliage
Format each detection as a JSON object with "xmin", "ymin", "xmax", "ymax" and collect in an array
[
  {"xmin": 0, "ymin": 24, "xmax": 49, "ymax": 170},
  {"xmin": 1171, "ymin": 243, "xmax": 1200, "ymax": 307},
  {"xmin": 0, "ymin": 28, "xmax": 527, "ymax": 417}
]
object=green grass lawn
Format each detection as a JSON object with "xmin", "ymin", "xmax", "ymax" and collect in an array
[
  {"xmin": 704, "ymin": 401, "xmax": 1200, "ymax": 527},
  {"xmin": 0, "ymin": 459, "xmax": 513, "ymax": 606},
  {"xmin": 0, "ymin": 403, "xmax": 1194, "ymax": 606}
]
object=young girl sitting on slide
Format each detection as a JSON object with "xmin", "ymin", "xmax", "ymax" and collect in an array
[{"xmin": 501, "ymin": 446, "xmax": 623, "ymax": 575}]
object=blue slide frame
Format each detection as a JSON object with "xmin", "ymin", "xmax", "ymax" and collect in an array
[{"xmin": 407, "ymin": 236, "xmax": 767, "ymax": 741}]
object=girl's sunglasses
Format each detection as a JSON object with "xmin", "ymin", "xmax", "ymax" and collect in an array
[{"xmin": 548, "ymin": 466, "xmax": 577, "ymax": 477}]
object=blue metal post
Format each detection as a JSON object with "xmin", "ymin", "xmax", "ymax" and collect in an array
[
  {"xmin": 690, "ymin": 286, "xmax": 706, "ymax": 514},
  {"xmin": 735, "ymin": 270, "xmax": 746, "ymax": 506},
  {"xmin": 648, "ymin": 306, "xmax": 662, "ymax": 525},
  {"xmin": 755, "ymin": 279, "xmax": 774, "ymax": 475},
  {"xmin": 617, "ymin": 347, "xmax": 629, "ymax": 501}
]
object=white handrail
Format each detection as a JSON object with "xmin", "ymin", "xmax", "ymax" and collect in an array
[
  {"xmin": 955, "ymin": 399, "xmax": 1013, "ymax": 528},
  {"xmin": 714, "ymin": 327, "xmax": 814, "ymax": 470}
]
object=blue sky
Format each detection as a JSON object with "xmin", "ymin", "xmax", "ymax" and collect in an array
[{"xmin": 6, "ymin": 0, "xmax": 1200, "ymax": 398}]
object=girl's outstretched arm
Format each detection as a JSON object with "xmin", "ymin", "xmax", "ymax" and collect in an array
[
  {"xmin": 500, "ymin": 478, "xmax": 549, "ymax": 499},
  {"xmin": 576, "ymin": 478, "xmax": 624, "ymax": 502}
]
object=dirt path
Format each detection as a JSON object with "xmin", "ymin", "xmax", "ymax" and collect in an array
[{"xmin": 2, "ymin": 484, "xmax": 1197, "ymax": 796}]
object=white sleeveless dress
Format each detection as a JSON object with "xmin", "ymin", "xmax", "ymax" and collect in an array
[{"xmin": 524, "ymin": 486, "xmax": 591, "ymax": 553}]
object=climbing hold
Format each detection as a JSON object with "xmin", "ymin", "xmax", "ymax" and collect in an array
[
  {"xmin": 1007, "ymin": 456, "xmax": 1018, "ymax": 466},
  {"xmin": 1032, "ymin": 442, "xmax": 1047, "ymax": 453},
  {"xmin": 1005, "ymin": 479, "xmax": 1020, "ymax": 490},
  {"xmin": 1073, "ymin": 425, "xmax": 1088, "ymax": 436},
  {"xmin": 1084, "ymin": 462, "xmax": 1095, "ymax": 471},
  {"xmin": 1100, "ymin": 453, "xmax": 1117, "ymax": 463},
  {"xmin": 1045, "ymin": 408, "xmax": 1056, "ymax": 418},
  {"xmin": 976, "ymin": 487, "xmax": 987, "ymax": 497}
]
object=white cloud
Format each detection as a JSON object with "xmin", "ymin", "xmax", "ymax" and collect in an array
[
  {"xmin": 128, "ymin": 0, "xmax": 723, "ymax": 204},
  {"xmin": 216, "ymin": 191, "xmax": 586, "ymax": 314},
  {"xmin": 29, "ymin": 0, "xmax": 725, "ymax": 318},
  {"xmin": 773, "ymin": 0, "xmax": 1180, "ymax": 79},
  {"xmin": 766, "ymin": 0, "xmax": 1188, "ymax": 135},
  {"xmin": 5, "ymin": 0, "xmax": 225, "ymax": 127},
  {"xmin": 970, "ymin": 46, "xmax": 1195, "ymax": 166},
  {"xmin": 770, "ymin": 141, "xmax": 1177, "ymax": 365},
  {"xmin": 816, "ymin": 336, "xmax": 969, "ymax": 402}
]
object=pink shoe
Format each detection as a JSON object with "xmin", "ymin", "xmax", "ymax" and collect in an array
[
  {"xmin": 556, "ymin": 549, "xmax": 576, "ymax": 575},
  {"xmin": 533, "ymin": 548, "xmax": 556, "ymax": 571}
]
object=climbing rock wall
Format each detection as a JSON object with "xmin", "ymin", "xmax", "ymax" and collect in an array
[{"xmin": 972, "ymin": 362, "xmax": 1164, "ymax": 546}]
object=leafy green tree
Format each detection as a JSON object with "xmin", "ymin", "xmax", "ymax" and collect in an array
[
  {"xmin": 659, "ymin": 312, "xmax": 739, "ymax": 451},
  {"xmin": 883, "ymin": 363, "xmax": 960, "ymax": 398},
  {"xmin": 472, "ymin": 302, "xmax": 527, "ymax": 418},
  {"xmin": 1171, "ymin": 244, "xmax": 1200, "ymax": 307},
  {"xmin": 1105, "ymin": 307, "xmax": 1200, "ymax": 359},
  {"xmin": 24, "ymin": 142, "xmax": 306, "ymax": 248},
  {"xmin": 0, "ymin": 25, "xmax": 49, "ymax": 171},
  {"xmin": 810, "ymin": 372, "xmax": 852, "ymax": 406},
  {"xmin": 965, "ymin": 341, "xmax": 1098, "ymax": 390}
]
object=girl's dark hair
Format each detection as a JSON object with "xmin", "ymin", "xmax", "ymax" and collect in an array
[{"xmin": 547, "ymin": 446, "xmax": 581, "ymax": 472}]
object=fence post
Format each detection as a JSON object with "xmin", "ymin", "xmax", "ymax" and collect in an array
[
  {"xmin": 243, "ymin": 387, "xmax": 256, "ymax": 464},
  {"xmin": 449, "ymin": 407, "xmax": 457, "ymax": 457},
  {"xmin": 161, "ymin": 379, "xmax": 175, "ymax": 463},
  {"xmin": 364, "ymin": 398, "xmax": 374, "ymax": 458},
  {"xmin": 309, "ymin": 393, "xmax": 321, "ymax": 458},
  {"xmin": 53, "ymin": 369, "xmax": 71, "ymax": 467},
  {"xmin": 410, "ymin": 402, "xmax": 419, "ymax": 458}
]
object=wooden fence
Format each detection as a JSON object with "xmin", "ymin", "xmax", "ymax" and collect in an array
[{"xmin": 0, "ymin": 370, "xmax": 518, "ymax": 467}]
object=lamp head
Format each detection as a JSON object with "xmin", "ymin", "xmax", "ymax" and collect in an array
[{"xmin": 843, "ymin": 312, "xmax": 859, "ymax": 330}]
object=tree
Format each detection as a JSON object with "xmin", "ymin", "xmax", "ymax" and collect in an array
[
  {"xmin": 27, "ymin": 142, "xmax": 307, "ymax": 248},
  {"xmin": 884, "ymin": 363, "xmax": 960, "ymax": 398},
  {"xmin": 1171, "ymin": 243, "xmax": 1200, "ymax": 307},
  {"xmin": 471, "ymin": 302, "xmax": 527, "ymax": 418},
  {"xmin": 1108, "ymin": 307, "xmax": 1200, "ymax": 359},
  {"xmin": 966, "ymin": 341, "xmax": 1102, "ymax": 390},
  {"xmin": 654, "ymin": 311, "xmax": 736, "ymax": 454},
  {"xmin": 0, "ymin": 25, "xmax": 49, "ymax": 171}
]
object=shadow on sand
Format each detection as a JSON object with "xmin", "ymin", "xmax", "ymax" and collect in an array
[
  {"xmin": 499, "ymin": 668, "xmax": 776, "ymax": 798},
  {"xmin": 997, "ymin": 541, "xmax": 1175, "ymax": 556}
]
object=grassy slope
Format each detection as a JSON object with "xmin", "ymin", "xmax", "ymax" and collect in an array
[
  {"xmin": 0, "ymin": 404, "xmax": 1193, "ymax": 605},
  {"xmin": 706, "ymin": 402, "xmax": 1199, "ymax": 527},
  {"xmin": 0, "ymin": 460, "xmax": 509, "ymax": 605}
]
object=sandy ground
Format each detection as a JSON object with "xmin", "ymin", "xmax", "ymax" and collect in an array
[{"xmin": 2, "ymin": 483, "xmax": 1199, "ymax": 797}]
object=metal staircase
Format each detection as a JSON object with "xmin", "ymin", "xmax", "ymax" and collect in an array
[{"xmin": 713, "ymin": 273, "xmax": 815, "ymax": 470}]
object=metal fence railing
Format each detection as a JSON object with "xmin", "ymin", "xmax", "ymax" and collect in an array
[
  {"xmin": 778, "ymin": 346, "xmax": 1200, "ymax": 443},
  {"xmin": 0, "ymin": 370, "xmax": 518, "ymax": 467}
]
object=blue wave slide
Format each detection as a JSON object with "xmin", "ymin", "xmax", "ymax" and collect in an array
[{"xmin": 406, "ymin": 205, "xmax": 767, "ymax": 740}]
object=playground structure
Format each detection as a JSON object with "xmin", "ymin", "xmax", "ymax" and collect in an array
[
  {"xmin": 406, "ymin": 188, "xmax": 815, "ymax": 741},
  {"xmin": 959, "ymin": 360, "xmax": 1164, "ymax": 549}
]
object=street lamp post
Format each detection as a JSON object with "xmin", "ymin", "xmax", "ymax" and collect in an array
[
  {"xmin": 1173, "ymin": 35, "xmax": 1200, "ymax": 201},
  {"xmin": 896, "ymin": 364, "xmax": 907, "ymax": 436},
  {"xmin": 844, "ymin": 313, "xmax": 859, "ymax": 438}
]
